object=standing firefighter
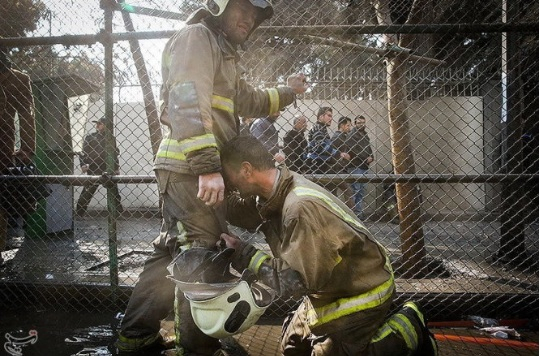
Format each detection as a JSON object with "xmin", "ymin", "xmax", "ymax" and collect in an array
[
  {"xmin": 219, "ymin": 136, "xmax": 438, "ymax": 356},
  {"xmin": 116, "ymin": 0, "xmax": 307, "ymax": 354}
]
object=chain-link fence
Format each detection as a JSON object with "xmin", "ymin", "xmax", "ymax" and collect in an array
[{"xmin": 0, "ymin": 0, "xmax": 538, "ymax": 326}]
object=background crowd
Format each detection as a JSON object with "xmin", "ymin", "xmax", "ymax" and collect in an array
[{"xmin": 245, "ymin": 108, "xmax": 375, "ymax": 220}]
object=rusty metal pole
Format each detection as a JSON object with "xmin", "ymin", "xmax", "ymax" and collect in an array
[{"xmin": 101, "ymin": 0, "xmax": 119, "ymax": 297}]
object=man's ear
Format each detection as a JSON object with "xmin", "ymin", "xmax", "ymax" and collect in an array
[{"xmin": 240, "ymin": 161, "xmax": 253, "ymax": 177}]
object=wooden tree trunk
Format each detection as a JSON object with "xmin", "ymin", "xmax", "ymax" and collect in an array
[
  {"xmin": 373, "ymin": 0, "xmax": 427, "ymax": 277},
  {"xmin": 387, "ymin": 54, "xmax": 427, "ymax": 277},
  {"xmin": 118, "ymin": 0, "xmax": 162, "ymax": 156}
]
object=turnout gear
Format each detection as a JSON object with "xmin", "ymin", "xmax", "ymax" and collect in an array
[
  {"xmin": 370, "ymin": 302, "xmax": 438, "ymax": 356},
  {"xmin": 156, "ymin": 13, "xmax": 295, "ymax": 176},
  {"xmin": 227, "ymin": 166, "xmax": 393, "ymax": 304},
  {"xmin": 1, "ymin": 55, "xmax": 36, "ymax": 266},
  {"xmin": 120, "ymin": 1, "xmax": 299, "ymax": 352},
  {"xmin": 226, "ymin": 165, "xmax": 436, "ymax": 354}
]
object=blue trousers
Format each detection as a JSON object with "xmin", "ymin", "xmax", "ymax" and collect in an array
[{"xmin": 349, "ymin": 167, "xmax": 368, "ymax": 217}]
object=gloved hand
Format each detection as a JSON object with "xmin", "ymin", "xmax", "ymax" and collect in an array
[{"xmin": 218, "ymin": 233, "xmax": 258, "ymax": 273}]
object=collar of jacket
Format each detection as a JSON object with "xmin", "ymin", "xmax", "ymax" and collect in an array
[
  {"xmin": 352, "ymin": 127, "xmax": 366, "ymax": 136},
  {"xmin": 187, "ymin": 8, "xmax": 241, "ymax": 58},
  {"xmin": 258, "ymin": 165, "xmax": 294, "ymax": 217},
  {"xmin": 314, "ymin": 121, "xmax": 329, "ymax": 132}
]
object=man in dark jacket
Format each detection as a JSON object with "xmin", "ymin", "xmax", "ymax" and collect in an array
[
  {"xmin": 283, "ymin": 114, "xmax": 308, "ymax": 173},
  {"xmin": 306, "ymin": 107, "xmax": 349, "ymax": 178},
  {"xmin": 219, "ymin": 135, "xmax": 438, "ymax": 356},
  {"xmin": 250, "ymin": 112, "xmax": 285, "ymax": 163},
  {"xmin": 347, "ymin": 115, "xmax": 373, "ymax": 219},
  {"xmin": 330, "ymin": 116, "xmax": 353, "ymax": 208},
  {"xmin": 76, "ymin": 117, "xmax": 123, "ymax": 217},
  {"xmin": 117, "ymin": 0, "xmax": 308, "ymax": 354}
]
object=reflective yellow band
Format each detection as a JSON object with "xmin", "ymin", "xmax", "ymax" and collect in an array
[
  {"xmin": 370, "ymin": 311, "xmax": 419, "ymax": 350},
  {"xmin": 388, "ymin": 314, "xmax": 418, "ymax": 350},
  {"xmin": 212, "ymin": 95, "xmax": 234, "ymax": 113},
  {"xmin": 156, "ymin": 135, "xmax": 218, "ymax": 161},
  {"xmin": 163, "ymin": 52, "xmax": 172, "ymax": 69},
  {"xmin": 293, "ymin": 187, "xmax": 366, "ymax": 231},
  {"xmin": 404, "ymin": 301, "xmax": 425, "ymax": 324},
  {"xmin": 293, "ymin": 186, "xmax": 394, "ymax": 276},
  {"xmin": 306, "ymin": 275, "xmax": 395, "ymax": 328},
  {"xmin": 293, "ymin": 185, "xmax": 395, "ymax": 327},
  {"xmin": 266, "ymin": 88, "xmax": 279, "ymax": 114},
  {"xmin": 156, "ymin": 140, "xmax": 186, "ymax": 161},
  {"xmin": 370, "ymin": 322, "xmax": 394, "ymax": 343},
  {"xmin": 248, "ymin": 250, "xmax": 271, "ymax": 274}
]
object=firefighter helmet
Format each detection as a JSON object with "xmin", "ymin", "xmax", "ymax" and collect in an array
[
  {"xmin": 169, "ymin": 270, "xmax": 275, "ymax": 338},
  {"xmin": 204, "ymin": 0, "xmax": 274, "ymax": 21}
]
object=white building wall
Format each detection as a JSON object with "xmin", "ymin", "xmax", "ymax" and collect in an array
[{"xmin": 76, "ymin": 98, "xmax": 484, "ymax": 216}]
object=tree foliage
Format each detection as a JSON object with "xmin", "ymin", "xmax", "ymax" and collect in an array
[
  {"xmin": 2, "ymin": 0, "xmax": 104, "ymax": 85},
  {"xmin": 0, "ymin": 0, "xmax": 47, "ymax": 38}
]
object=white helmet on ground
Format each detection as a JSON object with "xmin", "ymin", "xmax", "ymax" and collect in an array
[
  {"xmin": 169, "ymin": 270, "xmax": 275, "ymax": 338},
  {"xmin": 204, "ymin": 0, "xmax": 274, "ymax": 21}
]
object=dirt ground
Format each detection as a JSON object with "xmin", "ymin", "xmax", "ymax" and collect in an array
[
  {"xmin": 236, "ymin": 324, "xmax": 539, "ymax": 356},
  {"xmin": 0, "ymin": 309, "xmax": 537, "ymax": 356},
  {"xmin": 0, "ymin": 214, "xmax": 538, "ymax": 355}
]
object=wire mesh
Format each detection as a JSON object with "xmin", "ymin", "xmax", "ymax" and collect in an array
[{"xmin": 0, "ymin": 0, "xmax": 538, "ymax": 328}]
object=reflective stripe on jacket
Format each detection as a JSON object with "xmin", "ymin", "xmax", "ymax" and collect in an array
[
  {"xmin": 227, "ymin": 167, "xmax": 393, "ymax": 321},
  {"xmin": 306, "ymin": 257, "xmax": 394, "ymax": 328},
  {"xmin": 156, "ymin": 13, "xmax": 296, "ymax": 175}
]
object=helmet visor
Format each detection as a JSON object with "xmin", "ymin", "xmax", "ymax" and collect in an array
[
  {"xmin": 169, "ymin": 277, "xmax": 238, "ymax": 300},
  {"xmin": 249, "ymin": 0, "xmax": 272, "ymax": 9}
]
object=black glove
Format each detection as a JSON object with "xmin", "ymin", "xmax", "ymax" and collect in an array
[{"xmin": 230, "ymin": 243, "xmax": 258, "ymax": 273}]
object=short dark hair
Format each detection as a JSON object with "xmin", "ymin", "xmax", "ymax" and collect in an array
[
  {"xmin": 221, "ymin": 135, "xmax": 275, "ymax": 171},
  {"xmin": 316, "ymin": 106, "xmax": 332, "ymax": 119},
  {"xmin": 338, "ymin": 116, "xmax": 351, "ymax": 127},
  {"xmin": 293, "ymin": 115, "xmax": 305, "ymax": 125},
  {"xmin": 355, "ymin": 115, "xmax": 366, "ymax": 123},
  {"xmin": 92, "ymin": 117, "xmax": 107, "ymax": 125}
]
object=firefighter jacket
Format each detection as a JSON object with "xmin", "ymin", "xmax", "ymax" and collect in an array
[
  {"xmin": 227, "ymin": 166, "xmax": 394, "ymax": 328},
  {"xmin": 0, "ymin": 68, "xmax": 35, "ymax": 170},
  {"xmin": 155, "ymin": 10, "xmax": 297, "ymax": 175}
]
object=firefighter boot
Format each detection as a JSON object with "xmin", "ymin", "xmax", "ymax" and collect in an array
[{"xmin": 401, "ymin": 302, "xmax": 438, "ymax": 356}]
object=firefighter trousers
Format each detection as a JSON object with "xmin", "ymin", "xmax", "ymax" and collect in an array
[
  {"xmin": 281, "ymin": 296, "xmax": 421, "ymax": 355},
  {"xmin": 119, "ymin": 170, "xmax": 226, "ymax": 355}
]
